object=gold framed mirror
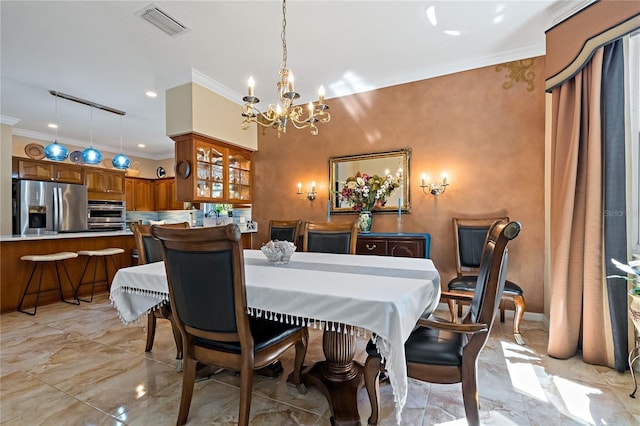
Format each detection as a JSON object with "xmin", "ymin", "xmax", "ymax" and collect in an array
[{"xmin": 329, "ymin": 149, "xmax": 410, "ymax": 214}]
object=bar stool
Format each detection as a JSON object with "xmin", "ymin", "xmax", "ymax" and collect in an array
[
  {"xmin": 18, "ymin": 252, "xmax": 80, "ymax": 315},
  {"xmin": 75, "ymin": 248, "xmax": 124, "ymax": 302}
]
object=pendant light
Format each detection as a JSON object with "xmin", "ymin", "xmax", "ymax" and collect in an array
[
  {"xmin": 112, "ymin": 115, "xmax": 130, "ymax": 169},
  {"xmin": 81, "ymin": 106, "xmax": 103, "ymax": 165},
  {"xmin": 43, "ymin": 93, "xmax": 69, "ymax": 161}
]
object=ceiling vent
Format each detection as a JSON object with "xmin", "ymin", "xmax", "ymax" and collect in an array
[{"xmin": 136, "ymin": 4, "xmax": 190, "ymax": 37}]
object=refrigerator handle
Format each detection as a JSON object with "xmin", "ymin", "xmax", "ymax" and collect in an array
[{"xmin": 55, "ymin": 187, "xmax": 62, "ymax": 232}]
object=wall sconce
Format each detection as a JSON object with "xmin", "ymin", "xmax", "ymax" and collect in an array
[
  {"xmin": 297, "ymin": 181, "xmax": 317, "ymax": 201},
  {"xmin": 420, "ymin": 172, "xmax": 449, "ymax": 196}
]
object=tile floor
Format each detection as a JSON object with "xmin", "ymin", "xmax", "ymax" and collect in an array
[{"xmin": 1, "ymin": 294, "xmax": 638, "ymax": 425}]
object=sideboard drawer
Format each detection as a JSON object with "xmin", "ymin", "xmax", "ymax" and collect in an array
[
  {"xmin": 356, "ymin": 237, "xmax": 387, "ymax": 256},
  {"xmin": 356, "ymin": 234, "xmax": 428, "ymax": 259}
]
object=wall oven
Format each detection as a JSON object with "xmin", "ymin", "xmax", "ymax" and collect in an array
[{"xmin": 87, "ymin": 200, "xmax": 126, "ymax": 231}]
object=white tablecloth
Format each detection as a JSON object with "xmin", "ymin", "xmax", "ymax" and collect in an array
[{"xmin": 110, "ymin": 250, "xmax": 440, "ymax": 423}]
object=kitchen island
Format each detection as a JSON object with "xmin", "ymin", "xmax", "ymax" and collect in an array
[
  {"xmin": 0, "ymin": 228, "xmax": 258, "ymax": 313},
  {"xmin": 0, "ymin": 231, "xmax": 136, "ymax": 313}
]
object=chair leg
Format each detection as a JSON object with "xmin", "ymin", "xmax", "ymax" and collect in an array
[
  {"xmin": 447, "ymin": 299, "xmax": 457, "ymax": 322},
  {"xmin": 56, "ymin": 260, "xmax": 80, "ymax": 306},
  {"xmin": 293, "ymin": 328, "xmax": 309, "ymax": 393},
  {"xmin": 168, "ymin": 311, "xmax": 184, "ymax": 372},
  {"xmin": 145, "ymin": 313, "xmax": 157, "ymax": 352},
  {"xmin": 177, "ymin": 357, "xmax": 197, "ymax": 426},
  {"xmin": 499, "ymin": 299, "xmax": 505, "ymax": 323},
  {"xmin": 364, "ymin": 354, "xmax": 382, "ymax": 425},
  {"xmin": 512, "ymin": 294, "xmax": 526, "ymax": 345},
  {"xmin": 238, "ymin": 363, "xmax": 254, "ymax": 426},
  {"xmin": 461, "ymin": 363, "xmax": 480, "ymax": 426}
]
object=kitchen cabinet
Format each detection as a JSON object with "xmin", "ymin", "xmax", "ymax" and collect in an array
[
  {"xmin": 12, "ymin": 157, "xmax": 83, "ymax": 184},
  {"xmin": 154, "ymin": 178, "xmax": 183, "ymax": 210},
  {"xmin": 85, "ymin": 168, "xmax": 125, "ymax": 200},
  {"xmin": 356, "ymin": 233, "xmax": 430, "ymax": 258},
  {"xmin": 172, "ymin": 133, "xmax": 253, "ymax": 203},
  {"xmin": 125, "ymin": 177, "xmax": 154, "ymax": 211}
]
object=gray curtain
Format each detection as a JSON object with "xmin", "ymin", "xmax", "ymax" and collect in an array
[{"xmin": 602, "ymin": 38, "xmax": 628, "ymax": 372}]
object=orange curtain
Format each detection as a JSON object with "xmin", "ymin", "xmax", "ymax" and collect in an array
[{"xmin": 548, "ymin": 48, "xmax": 611, "ymax": 365}]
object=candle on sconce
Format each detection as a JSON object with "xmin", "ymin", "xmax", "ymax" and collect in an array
[
  {"xmin": 318, "ymin": 85, "xmax": 325, "ymax": 105},
  {"xmin": 421, "ymin": 173, "xmax": 427, "ymax": 187},
  {"xmin": 308, "ymin": 102, "xmax": 314, "ymax": 118},
  {"xmin": 442, "ymin": 171, "xmax": 448, "ymax": 185},
  {"xmin": 297, "ymin": 182, "xmax": 302, "ymax": 194},
  {"xmin": 311, "ymin": 181, "xmax": 316, "ymax": 192},
  {"xmin": 247, "ymin": 76, "xmax": 255, "ymax": 97}
]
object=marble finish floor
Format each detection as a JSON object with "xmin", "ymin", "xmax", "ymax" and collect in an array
[{"xmin": 1, "ymin": 293, "xmax": 638, "ymax": 425}]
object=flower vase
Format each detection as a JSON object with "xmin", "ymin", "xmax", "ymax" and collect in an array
[{"xmin": 358, "ymin": 210, "xmax": 373, "ymax": 233}]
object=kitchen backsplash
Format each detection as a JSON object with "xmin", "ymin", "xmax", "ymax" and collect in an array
[{"xmin": 126, "ymin": 209, "xmax": 204, "ymax": 227}]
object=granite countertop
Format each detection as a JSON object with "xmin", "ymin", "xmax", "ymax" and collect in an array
[
  {"xmin": 0, "ymin": 230, "xmax": 134, "ymax": 242},
  {"xmin": 1, "ymin": 227, "xmax": 257, "ymax": 242}
]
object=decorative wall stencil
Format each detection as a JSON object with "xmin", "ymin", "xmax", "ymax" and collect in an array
[{"xmin": 496, "ymin": 58, "xmax": 535, "ymax": 91}]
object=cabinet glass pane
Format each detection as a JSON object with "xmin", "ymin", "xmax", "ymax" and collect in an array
[
  {"xmin": 197, "ymin": 146, "xmax": 210, "ymax": 162},
  {"xmin": 212, "ymin": 165, "xmax": 223, "ymax": 182},
  {"xmin": 197, "ymin": 163, "xmax": 210, "ymax": 179},
  {"xmin": 197, "ymin": 180, "xmax": 211, "ymax": 198},
  {"xmin": 212, "ymin": 182, "xmax": 223, "ymax": 198}
]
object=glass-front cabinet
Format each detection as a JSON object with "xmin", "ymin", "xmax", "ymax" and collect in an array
[
  {"xmin": 173, "ymin": 133, "xmax": 253, "ymax": 203},
  {"xmin": 228, "ymin": 151, "xmax": 251, "ymax": 203}
]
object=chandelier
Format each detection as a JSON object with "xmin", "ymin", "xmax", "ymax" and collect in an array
[{"xmin": 241, "ymin": 0, "xmax": 330, "ymax": 137}]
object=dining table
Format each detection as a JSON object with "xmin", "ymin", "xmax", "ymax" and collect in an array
[{"xmin": 110, "ymin": 249, "xmax": 441, "ymax": 425}]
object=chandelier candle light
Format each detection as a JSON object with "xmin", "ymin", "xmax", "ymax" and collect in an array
[{"xmin": 241, "ymin": 0, "xmax": 330, "ymax": 136}]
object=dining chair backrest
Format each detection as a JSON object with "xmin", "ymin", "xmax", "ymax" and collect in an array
[
  {"xmin": 130, "ymin": 222, "xmax": 190, "ymax": 265},
  {"xmin": 151, "ymin": 224, "xmax": 247, "ymax": 336},
  {"xmin": 466, "ymin": 218, "xmax": 511, "ymax": 325},
  {"xmin": 302, "ymin": 221, "xmax": 358, "ymax": 254},
  {"xmin": 454, "ymin": 217, "xmax": 508, "ymax": 275},
  {"xmin": 268, "ymin": 219, "xmax": 302, "ymax": 245}
]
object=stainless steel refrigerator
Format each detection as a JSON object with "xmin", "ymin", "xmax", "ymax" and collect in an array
[{"xmin": 12, "ymin": 179, "xmax": 88, "ymax": 235}]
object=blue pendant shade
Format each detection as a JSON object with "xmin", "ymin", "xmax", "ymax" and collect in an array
[
  {"xmin": 81, "ymin": 147, "xmax": 102, "ymax": 165},
  {"xmin": 43, "ymin": 140, "xmax": 69, "ymax": 161},
  {"xmin": 112, "ymin": 153, "xmax": 131, "ymax": 169}
]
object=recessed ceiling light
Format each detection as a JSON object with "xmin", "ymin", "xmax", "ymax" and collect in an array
[
  {"xmin": 444, "ymin": 30, "xmax": 461, "ymax": 36},
  {"xmin": 145, "ymin": 91, "xmax": 157, "ymax": 98},
  {"xmin": 47, "ymin": 123, "xmax": 58, "ymax": 129},
  {"xmin": 138, "ymin": 144, "xmax": 146, "ymax": 148}
]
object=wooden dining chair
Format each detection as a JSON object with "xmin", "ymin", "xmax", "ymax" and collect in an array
[
  {"xmin": 302, "ymin": 220, "xmax": 358, "ymax": 254},
  {"xmin": 151, "ymin": 224, "xmax": 309, "ymax": 426},
  {"xmin": 364, "ymin": 220, "xmax": 520, "ymax": 426},
  {"xmin": 268, "ymin": 219, "xmax": 302, "ymax": 246},
  {"xmin": 446, "ymin": 217, "xmax": 526, "ymax": 344},
  {"xmin": 130, "ymin": 222, "xmax": 189, "ymax": 366}
]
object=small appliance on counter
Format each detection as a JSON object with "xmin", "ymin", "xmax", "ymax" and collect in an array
[
  {"xmin": 232, "ymin": 207, "xmax": 253, "ymax": 231},
  {"xmin": 12, "ymin": 179, "xmax": 88, "ymax": 235}
]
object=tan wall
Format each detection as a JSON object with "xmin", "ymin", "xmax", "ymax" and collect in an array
[
  {"xmin": 166, "ymin": 82, "xmax": 258, "ymax": 151},
  {"xmin": 0, "ymin": 123, "xmax": 13, "ymax": 235},
  {"xmin": 545, "ymin": 0, "xmax": 640, "ymax": 88},
  {"xmin": 251, "ymin": 58, "xmax": 546, "ymax": 314}
]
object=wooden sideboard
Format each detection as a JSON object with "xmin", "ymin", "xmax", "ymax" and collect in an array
[{"xmin": 356, "ymin": 233, "xmax": 430, "ymax": 259}]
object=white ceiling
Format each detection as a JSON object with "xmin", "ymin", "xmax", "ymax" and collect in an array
[{"xmin": 1, "ymin": 1, "xmax": 590, "ymax": 160}]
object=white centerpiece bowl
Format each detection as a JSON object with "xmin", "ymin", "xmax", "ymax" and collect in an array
[{"xmin": 261, "ymin": 240, "xmax": 296, "ymax": 265}]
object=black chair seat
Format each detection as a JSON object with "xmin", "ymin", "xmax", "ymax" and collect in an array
[
  {"xmin": 194, "ymin": 318, "xmax": 306, "ymax": 353},
  {"xmin": 366, "ymin": 327, "xmax": 464, "ymax": 367},
  {"xmin": 448, "ymin": 276, "xmax": 523, "ymax": 295}
]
